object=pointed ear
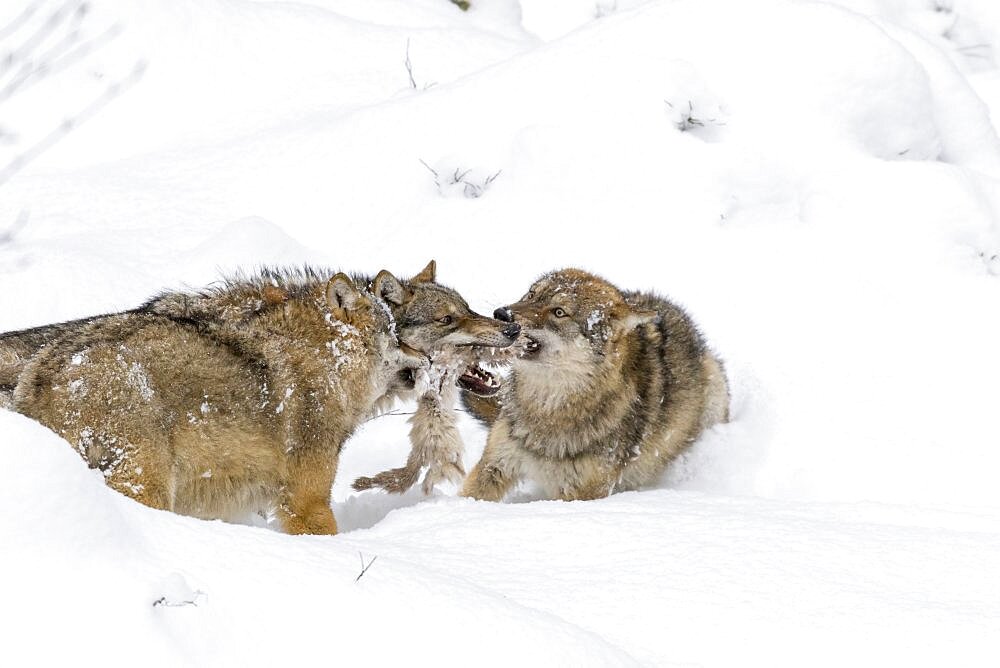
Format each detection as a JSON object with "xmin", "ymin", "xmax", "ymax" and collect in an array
[
  {"xmin": 373, "ymin": 269, "xmax": 408, "ymax": 306},
  {"xmin": 411, "ymin": 259, "xmax": 437, "ymax": 284},
  {"xmin": 611, "ymin": 305, "xmax": 657, "ymax": 336},
  {"xmin": 326, "ymin": 273, "xmax": 361, "ymax": 311}
]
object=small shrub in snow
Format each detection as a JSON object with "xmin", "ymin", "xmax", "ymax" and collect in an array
[
  {"xmin": 152, "ymin": 573, "xmax": 205, "ymax": 608},
  {"xmin": 404, "ymin": 39, "xmax": 436, "ymax": 90},
  {"xmin": 665, "ymin": 99, "xmax": 725, "ymax": 134},
  {"xmin": 354, "ymin": 552, "xmax": 378, "ymax": 582},
  {"xmin": 662, "ymin": 65, "xmax": 727, "ymax": 141},
  {"xmin": 419, "ymin": 159, "xmax": 502, "ymax": 199}
]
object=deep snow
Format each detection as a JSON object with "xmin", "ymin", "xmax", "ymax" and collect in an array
[{"xmin": 2, "ymin": 0, "xmax": 1000, "ymax": 665}]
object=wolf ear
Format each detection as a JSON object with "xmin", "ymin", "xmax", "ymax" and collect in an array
[
  {"xmin": 611, "ymin": 305, "xmax": 657, "ymax": 336},
  {"xmin": 373, "ymin": 269, "xmax": 408, "ymax": 306},
  {"xmin": 411, "ymin": 259, "xmax": 437, "ymax": 283},
  {"xmin": 326, "ymin": 273, "xmax": 361, "ymax": 311}
]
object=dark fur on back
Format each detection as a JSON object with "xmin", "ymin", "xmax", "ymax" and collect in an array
[
  {"xmin": 0, "ymin": 267, "xmax": 377, "ymax": 394},
  {"xmin": 140, "ymin": 266, "xmax": 372, "ymax": 318},
  {"xmin": 16, "ymin": 267, "xmax": 386, "ymax": 411},
  {"xmin": 1, "ymin": 315, "xmax": 114, "ymax": 388}
]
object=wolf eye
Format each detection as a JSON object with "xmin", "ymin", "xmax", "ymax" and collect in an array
[
  {"xmin": 553, "ymin": 308, "xmax": 568, "ymax": 318},
  {"xmin": 438, "ymin": 315, "xmax": 454, "ymax": 325}
]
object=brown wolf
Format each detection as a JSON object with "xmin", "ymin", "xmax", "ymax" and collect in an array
[
  {"xmin": 2, "ymin": 261, "xmax": 521, "ymax": 496},
  {"xmin": 461, "ymin": 268, "xmax": 729, "ymax": 502},
  {"xmin": 13, "ymin": 269, "xmax": 422, "ymax": 534}
]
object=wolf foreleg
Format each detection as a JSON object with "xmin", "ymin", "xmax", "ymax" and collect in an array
[
  {"xmin": 461, "ymin": 418, "xmax": 522, "ymax": 501},
  {"xmin": 278, "ymin": 449, "xmax": 338, "ymax": 535}
]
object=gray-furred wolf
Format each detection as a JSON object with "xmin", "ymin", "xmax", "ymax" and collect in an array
[{"xmin": 461, "ymin": 268, "xmax": 730, "ymax": 502}]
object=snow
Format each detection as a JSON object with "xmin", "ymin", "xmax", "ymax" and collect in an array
[
  {"xmin": 3, "ymin": 0, "xmax": 1000, "ymax": 664},
  {"xmin": 0, "ymin": 412, "xmax": 634, "ymax": 667}
]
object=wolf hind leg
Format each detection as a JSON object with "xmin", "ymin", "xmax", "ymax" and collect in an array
[
  {"xmin": 553, "ymin": 457, "xmax": 618, "ymax": 502},
  {"xmin": 99, "ymin": 435, "xmax": 175, "ymax": 511},
  {"xmin": 559, "ymin": 477, "xmax": 615, "ymax": 502},
  {"xmin": 700, "ymin": 353, "xmax": 730, "ymax": 427},
  {"xmin": 461, "ymin": 418, "xmax": 522, "ymax": 502}
]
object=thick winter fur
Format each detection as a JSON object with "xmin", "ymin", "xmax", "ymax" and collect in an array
[
  {"xmin": 352, "ymin": 261, "xmax": 522, "ymax": 494},
  {"xmin": 2, "ymin": 262, "xmax": 521, "ymax": 497},
  {"xmin": 1, "ymin": 316, "xmax": 107, "ymax": 408},
  {"xmin": 13, "ymin": 268, "xmax": 420, "ymax": 534},
  {"xmin": 461, "ymin": 268, "xmax": 730, "ymax": 502}
]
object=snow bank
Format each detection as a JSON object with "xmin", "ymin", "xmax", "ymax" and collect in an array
[
  {"xmin": 0, "ymin": 410, "xmax": 636, "ymax": 666},
  {"xmin": 4, "ymin": 409, "xmax": 998, "ymax": 666}
]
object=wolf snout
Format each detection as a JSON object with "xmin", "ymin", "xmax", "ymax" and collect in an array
[
  {"xmin": 494, "ymin": 307, "xmax": 513, "ymax": 322},
  {"xmin": 501, "ymin": 322, "xmax": 521, "ymax": 340}
]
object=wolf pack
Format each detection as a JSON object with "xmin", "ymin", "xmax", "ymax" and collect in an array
[{"xmin": 0, "ymin": 261, "xmax": 729, "ymax": 535}]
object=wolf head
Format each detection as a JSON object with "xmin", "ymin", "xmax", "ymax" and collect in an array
[
  {"xmin": 307, "ymin": 272, "xmax": 426, "ymax": 396},
  {"xmin": 495, "ymin": 268, "xmax": 657, "ymax": 370},
  {"xmin": 371, "ymin": 260, "xmax": 520, "ymax": 396}
]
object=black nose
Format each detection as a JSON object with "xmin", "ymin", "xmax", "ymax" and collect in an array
[
  {"xmin": 502, "ymin": 322, "xmax": 521, "ymax": 339},
  {"xmin": 494, "ymin": 307, "xmax": 513, "ymax": 322}
]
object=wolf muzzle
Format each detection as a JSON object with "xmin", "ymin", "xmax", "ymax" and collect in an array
[{"xmin": 500, "ymin": 322, "xmax": 521, "ymax": 340}]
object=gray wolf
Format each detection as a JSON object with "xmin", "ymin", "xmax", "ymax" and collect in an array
[
  {"xmin": 461, "ymin": 268, "xmax": 729, "ymax": 502},
  {"xmin": 12, "ymin": 268, "xmax": 421, "ymax": 534}
]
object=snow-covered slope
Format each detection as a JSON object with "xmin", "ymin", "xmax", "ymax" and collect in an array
[{"xmin": 2, "ymin": 0, "xmax": 999, "ymax": 664}]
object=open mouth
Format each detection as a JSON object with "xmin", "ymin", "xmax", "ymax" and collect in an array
[{"xmin": 458, "ymin": 363, "xmax": 501, "ymax": 396}]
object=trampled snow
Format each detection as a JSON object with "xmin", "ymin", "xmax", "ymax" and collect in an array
[{"xmin": 2, "ymin": 0, "xmax": 999, "ymax": 665}]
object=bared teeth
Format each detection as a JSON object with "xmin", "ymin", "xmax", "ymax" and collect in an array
[{"xmin": 461, "ymin": 364, "xmax": 499, "ymax": 387}]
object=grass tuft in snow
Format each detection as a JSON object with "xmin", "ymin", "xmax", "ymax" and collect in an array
[{"xmin": 419, "ymin": 158, "xmax": 502, "ymax": 198}]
